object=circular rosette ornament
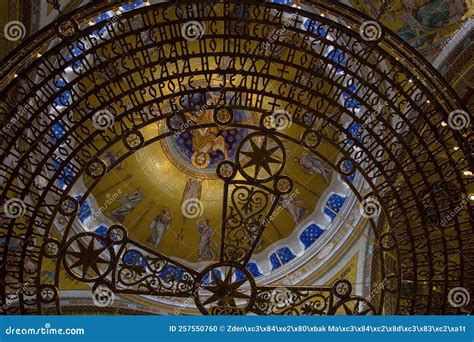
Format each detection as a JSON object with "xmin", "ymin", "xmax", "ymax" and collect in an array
[
  {"xmin": 107, "ymin": 224, "xmax": 128, "ymax": 244},
  {"xmin": 55, "ymin": 18, "xmax": 79, "ymax": 40},
  {"xmin": 38, "ymin": 285, "xmax": 59, "ymax": 304},
  {"xmin": 86, "ymin": 158, "xmax": 107, "ymax": 179},
  {"xmin": 301, "ymin": 130, "xmax": 321, "ymax": 149},
  {"xmin": 337, "ymin": 157, "xmax": 356, "ymax": 177},
  {"xmin": 43, "ymin": 239, "xmax": 60, "ymax": 259},
  {"xmin": 274, "ymin": 175, "xmax": 293, "ymax": 194},
  {"xmin": 333, "ymin": 279, "xmax": 352, "ymax": 299},
  {"xmin": 261, "ymin": 110, "xmax": 292, "ymax": 131},
  {"xmin": 166, "ymin": 113, "xmax": 186, "ymax": 132},
  {"xmin": 59, "ymin": 196, "xmax": 79, "ymax": 217},
  {"xmin": 122, "ymin": 130, "xmax": 144, "ymax": 151},
  {"xmin": 379, "ymin": 232, "xmax": 398, "ymax": 251},
  {"xmin": 214, "ymin": 106, "xmax": 233, "ymax": 127},
  {"xmin": 217, "ymin": 161, "xmax": 237, "ymax": 180}
]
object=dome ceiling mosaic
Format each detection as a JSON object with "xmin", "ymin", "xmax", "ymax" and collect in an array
[{"xmin": 0, "ymin": 0, "xmax": 472, "ymax": 316}]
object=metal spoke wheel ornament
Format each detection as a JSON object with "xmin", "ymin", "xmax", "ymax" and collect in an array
[
  {"xmin": 63, "ymin": 233, "xmax": 114, "ymax": 282},
  {"xmin": 237, "ymin": 133, "xmax": 285, "ymax": 183},
  {"xmin": 194, "ymin": 263, "xmax": 256, "ymax": 315},
  {"xmin": 330, "ymin": 296, "xmax": 377, "ymax": 315}
]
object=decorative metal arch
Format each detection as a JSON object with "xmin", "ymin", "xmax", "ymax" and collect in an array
[{"xmin": 0, "ymin": 0, "xmax": 472, "ymax": 315}]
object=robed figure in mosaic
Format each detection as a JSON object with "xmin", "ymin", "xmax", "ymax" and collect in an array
[
  {"xmin": 197, "ymin": 218, "xmax": 216, "ymax": 260},
  {"xmin": 109, "ymin": 188, "xmax": 145, "ymax": 223},
  {"xmin": 148, "ymin": 207, "xmax": 174, "ymax": 247}
]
